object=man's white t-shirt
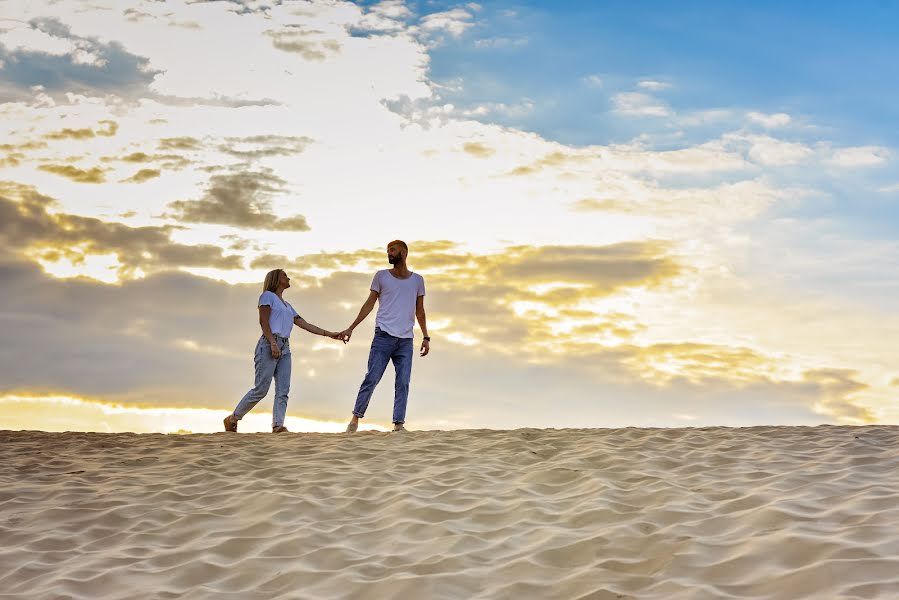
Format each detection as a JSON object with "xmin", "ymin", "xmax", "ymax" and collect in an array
[
  {"xmin": 259, "ymin": 291, "xmax": 299, "ymax": 337},
  {"xmin": 371, "ymin": 270, "xmax": 425, "ymax": 339}
]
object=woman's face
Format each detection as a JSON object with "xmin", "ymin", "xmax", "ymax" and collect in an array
[{"xmin": 279, "ymin": 271, "xmax": 291, "ymax": 289}]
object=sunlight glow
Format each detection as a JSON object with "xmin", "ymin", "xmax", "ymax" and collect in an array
[{"xmin": 0, "ymin": 394, "xmax": 389, "ymax": 433}]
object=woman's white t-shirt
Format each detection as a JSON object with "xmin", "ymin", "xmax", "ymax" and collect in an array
[{"xmin": 259, "ymin": 291, "xmax": 299, "ymax": 337}]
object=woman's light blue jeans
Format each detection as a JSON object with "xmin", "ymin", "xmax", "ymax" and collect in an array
[
  {"xmin": 352, "ymin": 327, "xmax": 414, "ymax": 424},
  {"xmin": 233, "ymin": 335, "xmax": 292, "ymax": 427}
]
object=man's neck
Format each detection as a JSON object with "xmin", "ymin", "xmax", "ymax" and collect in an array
[{"xmin": 390, "ymin": 262, "xmax": 410, "ymax": 278}]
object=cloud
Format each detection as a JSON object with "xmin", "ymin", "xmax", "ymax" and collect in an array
[
  {"xmin": 612, "ymin": 92, "xmax": 671, "ymax": 117},
  {"xmin": 158, "ymin": 137, "xmax": 202, "ymax": 151},
  {"xmin": 802, "ymin": 368, "xmax": 873, "ymax": 422},
  {"xmin": 122, "ymin": 168, "xmax": 161, "ymax": 183},
  {"xmin": 1, "ymin": 140, "xmax": 47, "ymax": 167},
  {"xmin": 383, "ymin": 94, "xmax": 535, "ymax": 128},
  {"xmin": 676, "ymin": 109, "xmax": 733, "ymax": 127},
  {"xmin": 473, "ymin": 36, "xmax": 529, "ymax": 49},
  {"xmin": 826, "ymin": 146, "xmax": 891, "ymax": 168},
  {"xmin": 418, "ymin": 8, "xmax": 476, "ymax": 39},
  {"xmin": 569, "ymin": 179, "xmax": 786, "ymax": 221},
  {"xmin": 250, "ymin": 240, "xmax": 686, "ymax": 356},
  {"xmin": 636, "ymin": 79, "xmax": 671, "ymax": 91},
  {"xmin": 165, "ymin": 171, "xmax": 310, "ymax": 231},
  {"xmin": 745, "ymin": 135, "xmax": 814, "ymax": 166},
  {"xmin": 0, "ymin": 182, "xmax": 242, "ymax": 277},
  {"xmin": 43, "ymin": 119, "xmax": 118, "ymax": 139},
  {"xmin": 218, "ymin": 135, "xmax": 314, "ymax": 160},
  {"xmin": 0, "ymin": 236, "xmax": 879, "ymax": 428},
  {"xmin": 37, "ymin": 164, "xmax": 106, "ymax": 183},
  {"xmin": 582, "ymin": 74, "xmax": 603, "ymax": 88},
  {"xmin": 266, "ymin": 27, "xmax": 341, "ymax": 61},
  {"xmin": 355, "ymin": 0, "xmax": 413, "ymax": 33},
  {"xmin": 462, "ymin": 141, "xmax": 494, "ymax": 158},
  {"xmin": 746, "ymin": 111, "xmax": 792, "ymax": 128},
  {"xmin": 0, "ymin": 18, "xmax": 161, "ymax": 103},
  {"xmin": 878, "ymin": 183, "xmax": 899, "ymax": 194}
]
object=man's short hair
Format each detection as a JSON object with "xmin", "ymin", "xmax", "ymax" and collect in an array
[{"xmin": 387, "ymin": 240, "xmax": 408, "ymax": 253}]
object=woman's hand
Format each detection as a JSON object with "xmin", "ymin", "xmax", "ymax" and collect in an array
[{"xmin": 270, "ymin": 340, "xmax": 281, "ymax": 359}]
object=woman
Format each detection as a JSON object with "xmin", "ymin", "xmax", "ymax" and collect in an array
[{"xmin": 224, "ymin": 269, "xmax": 344, "ymax": 433}]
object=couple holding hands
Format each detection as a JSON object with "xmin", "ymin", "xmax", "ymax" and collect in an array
[{"xmin": 223, "ymin": 240, "xmax": 429, "ymax": 434}]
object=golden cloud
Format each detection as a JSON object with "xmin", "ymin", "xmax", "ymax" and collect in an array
[
  {"xmin": 43, "ymin": 120, "xmax": 118, "ymax": 140},
  {"xmin": 158, "ymin": 137, "xmax": 202, "ymax": 151},
  {"xmin": 122, "ymin": 168, "xmax": 161, "ymax": 183},
  {"xmin": 462, "ymin": 142, "xmax": 495, "ymax": 158},
  {"xmin": 37, "ymin": 164, "xmax": 106, "ymax": 183}
]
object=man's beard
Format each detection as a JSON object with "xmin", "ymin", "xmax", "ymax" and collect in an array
[{"xmin": 388, "ymin": 255, "xmax": 397, "ymax": 264}]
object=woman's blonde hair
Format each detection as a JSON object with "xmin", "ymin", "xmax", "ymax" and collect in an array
[{"xmin": 263, "ymin": 269, "xmax": 284, "ymax": 293}]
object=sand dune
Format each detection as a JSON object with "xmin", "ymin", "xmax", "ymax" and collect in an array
[{"xmin": 2, "ymin": 426, "xmax": 898, "ymax": 599}]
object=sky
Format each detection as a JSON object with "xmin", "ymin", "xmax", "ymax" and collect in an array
[{"xmin": 1, "ymin": 0, "xmax": 897, "ymax": 433}]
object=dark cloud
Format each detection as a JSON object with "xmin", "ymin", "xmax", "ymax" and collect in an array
[
  {"xmin": 166, "ymin": 171, "xmax": 310, "ymax": 231},
  {"xmin": 0, "ymin": 226, "xmax": 875, "ymax": 427},
  {"xmin": 0, "ymin": 19, "xmax": 277, "ymax": 106},
  {"xmin": 0, "ymin": 182, "xmax": 242, "ymax": 276},
  {"xmin": 0, "ymin": 248, "xmax": 873, "ymax": 428},
  {"xmin": 0, "ymin": 18, "xmax": 161, "ymax": 103}
]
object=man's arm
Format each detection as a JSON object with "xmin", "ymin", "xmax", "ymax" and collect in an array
[
  {"xmin": 416, "ymin": 295, "xmax": 429, "ymax": 357},
  {"xmin": 340, "ymin": 290, "xmax": 379, "ymax": 342}
]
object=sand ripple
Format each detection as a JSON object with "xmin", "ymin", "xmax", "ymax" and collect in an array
[{"xmin": 2, "ymin": 426, "xmax": 899, "ymax": 598}]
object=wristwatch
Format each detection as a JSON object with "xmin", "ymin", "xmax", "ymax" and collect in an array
[{"xmin": 423, "ymin": 336, "xmax": 431, "ymax": 341}]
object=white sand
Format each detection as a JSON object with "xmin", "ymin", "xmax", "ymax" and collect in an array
[{"xmin": 2, "ymin": 426, "xmax": 898, "ymax": 599}]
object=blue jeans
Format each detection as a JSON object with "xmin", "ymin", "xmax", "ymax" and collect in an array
[
  {"xmin": 233, "ymin": 335, "xmax": 292, "ymax": 427},
  {"xmin": 353, "ymin": 327, "xmax": 414, "ymax": 424}
]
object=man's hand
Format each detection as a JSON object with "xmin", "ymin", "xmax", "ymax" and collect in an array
[
  {"xmin": 270, "ymin": 341, "xmax": 281, "ymax": 359},
  {"xmin": 420, "ymin": 338, "xmax": 430, "ymax": 357},
  {"xmin": 329, "ymin": 331, "xmax": 349, "ymax": 344},
  {"xmin": 339, "ymin": 329, "xmax": 353, "ymax": 343}
]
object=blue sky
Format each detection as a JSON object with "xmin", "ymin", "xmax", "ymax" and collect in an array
[{"xmin": 425, "ymin": 1, "xmax": 899, "ymax": 147}]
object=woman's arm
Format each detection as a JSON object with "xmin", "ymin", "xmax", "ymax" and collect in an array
[
  {"xmin": 260, "ymin": 305, "xmax": 280, "ymax": 358},
  {"xmin": 294, "ymin": 315, "xmax": 340, "ymax": 339}
]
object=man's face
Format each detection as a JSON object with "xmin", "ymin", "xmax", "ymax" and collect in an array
[{"xmin": 387, "ymin": 245, "xmax": 403, "ymax": 264}]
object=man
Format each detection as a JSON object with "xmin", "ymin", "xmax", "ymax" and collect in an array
[{"xmin": 341, "ymin": 240, "xmax": 429, "ymax": 432}]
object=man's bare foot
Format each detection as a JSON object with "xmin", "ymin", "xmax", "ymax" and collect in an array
[
  {"xmin": 392, "ymin": 424, "xmax": 407, "ymax": 432},
  {"xmin": 272, "ymin": 425, "xmax": 289, "ymax": 433},
  {"xmin": 223, "ymin": 415, "xmax": 238, "ymax": 432},
  {"xmin": 345, "ymin": 420, "xmax": 358, "ymax": 433}
]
